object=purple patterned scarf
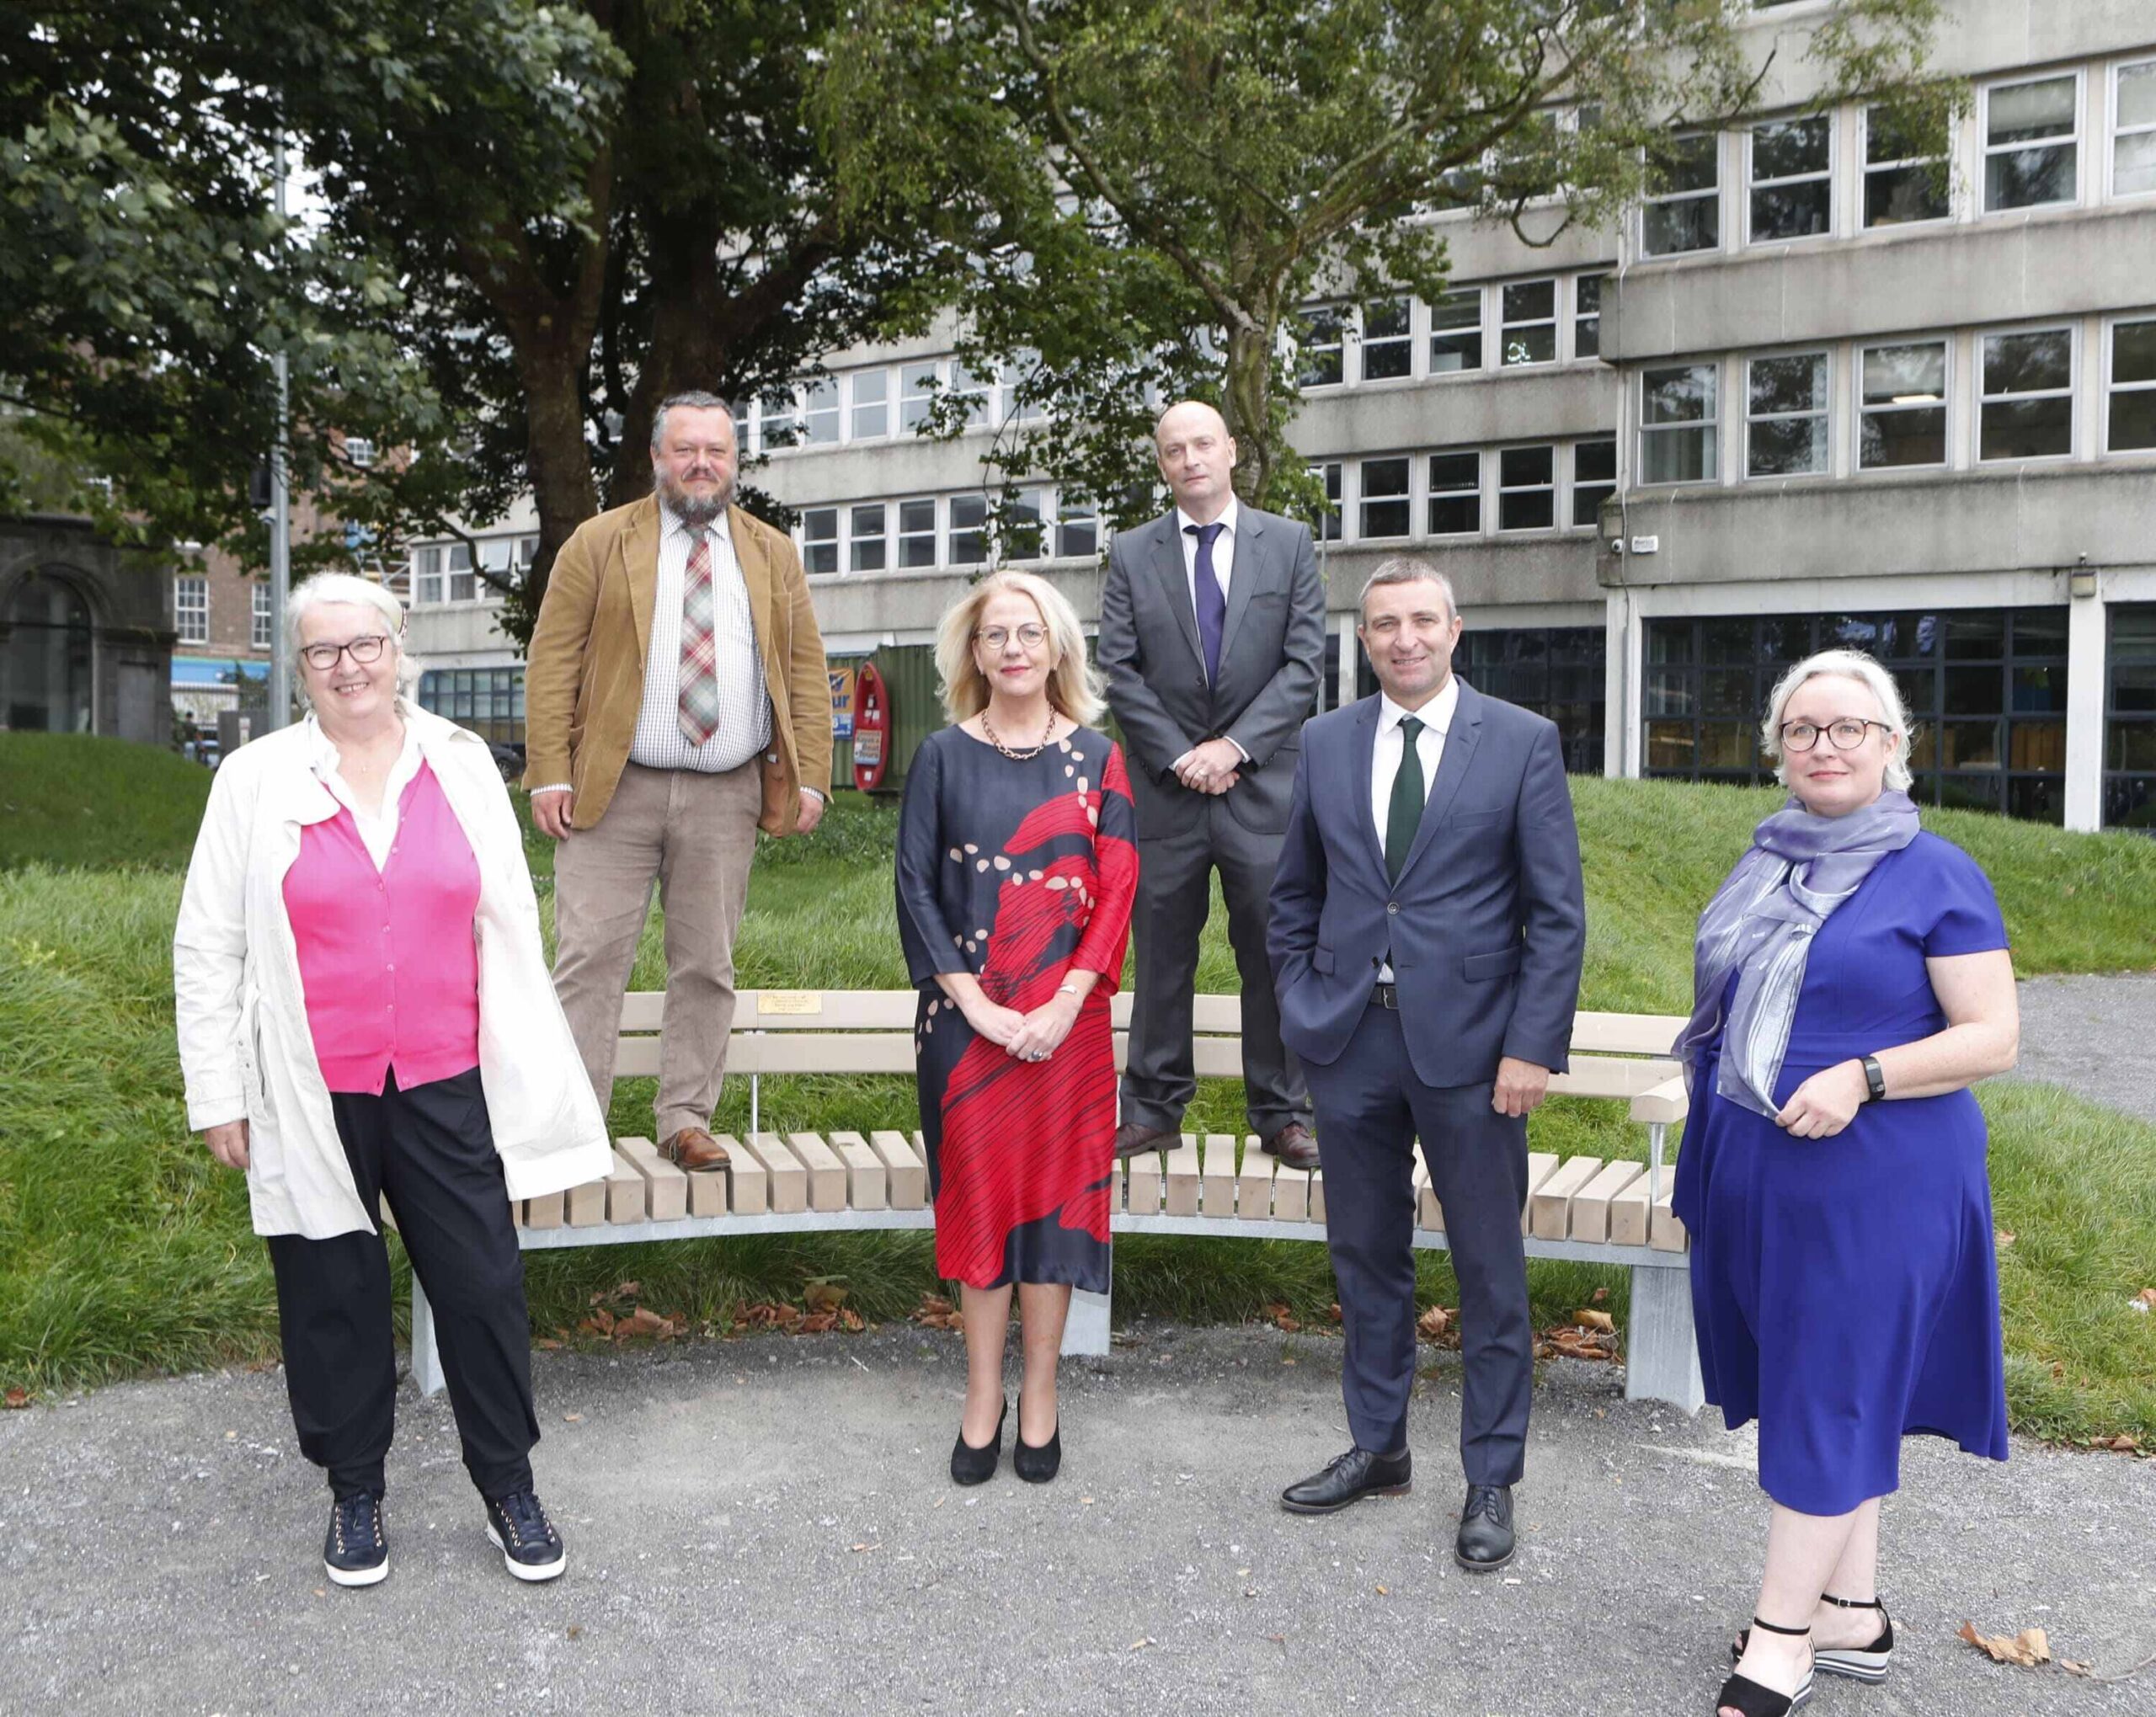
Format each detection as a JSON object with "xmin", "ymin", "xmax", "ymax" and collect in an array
[{"xmin": 1673, "ymin": 789, "xmax": 1920, "ymax": 1119}]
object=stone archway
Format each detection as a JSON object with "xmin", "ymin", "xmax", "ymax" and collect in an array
[{"xmin": 4, "ymin": 570, "xmax": 96, "ymax": 733}]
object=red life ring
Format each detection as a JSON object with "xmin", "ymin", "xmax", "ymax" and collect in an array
[{"xmin": 852, "ymin": 660, "xmax": 890, "ymax": 792}]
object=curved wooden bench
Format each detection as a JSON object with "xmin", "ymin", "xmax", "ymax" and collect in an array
[{"xmin": 408, "ymin": 993, "xmax": 1700, "ymax": 1411}]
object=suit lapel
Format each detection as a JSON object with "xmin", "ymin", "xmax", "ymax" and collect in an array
[
  {"xmin": 728, "ymin": 503, "xmax": 775, "ymax": 659},
  {"xmin": 1399, "ymin": 678, "xmax": 1483, "ymax": 882},
  {"xmin": 1149, "ymin": 515, "xmax": 1205, "ymax": 672},
  {"xmin": 1215, "ymin": 508, "xmax": 1263, "ymax": 670},
  {"xmin": 1349, "ymin": 696, "xmax": 1387, "ymax": 882},
  {"xmin": 622, "ymin": 495, "xmax": 661, "ymax": 668}
]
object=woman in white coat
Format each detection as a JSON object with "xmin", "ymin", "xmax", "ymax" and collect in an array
[{"xmin": 174, "ymin": 573, "xmax": 611, "ymax": 1588}]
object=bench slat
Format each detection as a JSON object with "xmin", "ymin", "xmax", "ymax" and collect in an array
[
  {"xmin": 1529, "ymin": 1154, "xmax": 1604, "ymax": 1240},
  {"xmin": 525, "ymin": 1190, "xmax": 564, "ymax": 1230},
  {"xmin": 1569, "ymin": 1160, "xmax": 1644, "ymax": 1245},
  {"xmin": 1127, "ymin": 1145, "xmax": 1166, "ymax": 1215},
  {"xmin": 1519, "ymin": 1151, "xmax": 1560, "ymax": 1235},
  {"xmin": 617, "ymin": 1136, "xmax": 690, "ymax": 1223},
  {"xmin": 1413, "ymin": 1158, "xmax": 1441, "ymax": 1232},
  {"xmin": 1570, "ymin": 1011, "xmax": 1684, "ymax": 1057},
  {"xmin": 867, "ymin": 1131, "xmax": 926, "ymax": 1209},
  {"xmin": 564, "ymin": 1175, "xmax": 608, "ymax": 1227},
  {"xmin": 714, "ymin": 1134, "xmax": 766, "ymax": 1215},
  {"xmin": 604, "ymin": 1150, "xmax": 645, "ymax": 1224},
  {"xmin": 1273, "ymin": 1163, "xmax": 1310, "ymax": 1222},
  {"xmin": 1200, "ymin": 1134, "xmax": 1237, "ymax": 1218},
  {"xmin": 1163, "ymin": 1134, "xmax": 1203, "ymax": 1218},
  {"xmin": 1235, "ymin": 1137, "xmax": 1274, "ymax": 1222},
  {"xmin": 739, "ymin": 1133, "xmax": 808, "ymax": 1213},
  {"xmin": 1308, "ymin": 1169, "xmax": 1326, "ymax": 1225},
  {"xmin": 786, "ymin": 1132, "xmax": 850, "ymax": 1213},
  {"xmin": 1650, "ymin": 1183, "xmax": 1688, "ymax": 1253},
  {"xmin": 1630, "ymin": 1074, "xmax": 1690, "ymax": 1125},
  {"xmin": 1608, "ymin": 1174, "xmax": 1652, "ymax": 1247},
  {"xmin": 1550, "ymin": 1058, "xmax": 1680, "ymax": 1101},
  {"xmin": 828, "ymin": 1131, "xmax": 889, "ymax": 1212}
]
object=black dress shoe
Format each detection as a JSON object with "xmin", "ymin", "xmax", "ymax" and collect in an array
[
  {"xmin": 1012, "ymin": 1396, "xmax": 1061, "ymax": 1484},
  {"xmin": 1279, "ymin": 1446, "xmax": 1412, "ymax": 1514},
  {"xmin": 950, "ymin": 1399, "xmax": 1006, "ymax": 1486},
  {"xmin": 1454, "ymin": 1483, "xmax": 1516, "ymax": 1570},
  {"xmin": 1113, "ymin": 1121, "xmax": 1176, "ymax": 1160}
]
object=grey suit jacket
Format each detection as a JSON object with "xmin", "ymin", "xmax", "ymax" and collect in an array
[{"xmin": 1096, "ymin": 504, "xmax": 1326, "ymax": 840}]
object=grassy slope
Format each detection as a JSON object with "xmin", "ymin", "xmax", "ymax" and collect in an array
[
  {"xmin": 0, "ymin": 733, "xmax": 213, "ymax": 871},
  {"xmin": 5, "ymin": 744, "xmax": 2154, "ymax": 1442}
]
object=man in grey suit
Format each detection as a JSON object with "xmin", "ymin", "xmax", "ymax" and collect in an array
[
  {"xmin": 1267, "ymin": 558, "xmax": 1585, "ymax": 1573},
  {"xmin": 1098, "ymin": 400, "xmax": 1326, "ymax": 1168}
]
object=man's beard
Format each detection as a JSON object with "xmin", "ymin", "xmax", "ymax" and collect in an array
[{"xmin": 656, "ymin": 468, "xmax": 734, "ymax": 526}]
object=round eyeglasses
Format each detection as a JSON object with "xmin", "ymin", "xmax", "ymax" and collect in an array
[
  {"xmin": 1780, "ymin": 717, "xmax": 1892, "ymax": 754},
  {"xmin": 974, "ymin": 624, "xmax": 1048, "ymax": 651},
  {"xmin": 299, "ymin": 633, "xmax": 392, "ymax": 673}
]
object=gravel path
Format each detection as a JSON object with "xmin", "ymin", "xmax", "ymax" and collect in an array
[{"xmin": 2014, "ymin": 973, "xmax": 2156, "ymax": 1123}]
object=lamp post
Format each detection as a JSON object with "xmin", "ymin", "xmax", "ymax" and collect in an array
[{"xmin": 264, "ymin": 136, "xmax": 293, "ymax": 732}]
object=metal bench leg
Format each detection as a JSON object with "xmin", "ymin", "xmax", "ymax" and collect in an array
[
  {"xmin": 409, "ymin": 1274, "xmax": 447, "ymax": 1400},
  {"xmin": 1625, "ymin": 1263, "xmax": 1704, "ymax": 1413},
  {"xmin": 1062, "ymin": 1252, "xmax": 1112, "ymax": 1358}
]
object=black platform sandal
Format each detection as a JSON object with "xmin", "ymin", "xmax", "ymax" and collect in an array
[
  {"xmin": 1716, "ymin": 1615, "xmax": 1814, "ymax": 1717},
  {"xmin": 1732, "ymin": 1593, "xmax": 1893, "ymax": 1683}
]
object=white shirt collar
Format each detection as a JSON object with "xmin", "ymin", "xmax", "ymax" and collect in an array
[
  {"xmin": 662, "ymin": 504, "xmax": 734, "ymax": 545},
  {"xmin": 304, "ymin": 704, "xmax": 419, "ymax": 777},
  {"xmin": 1379, "ymin": 675, "xmax": 1460, "ymax": 739},
  {"xmin": 1175, "ymin": 496, "xmax": 1240, "ymax": 540}
]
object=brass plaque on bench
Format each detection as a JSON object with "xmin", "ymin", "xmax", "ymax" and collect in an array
[{"xmin": 757, "ymin": 991, "xmax": 824, "ymax": 1016}]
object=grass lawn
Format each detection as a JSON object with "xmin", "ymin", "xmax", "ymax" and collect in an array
[{"xmin": 3, "ymin": 733, "xmax": 2153, "ymax": 1447}]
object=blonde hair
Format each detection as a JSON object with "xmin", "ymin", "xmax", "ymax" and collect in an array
[
  {"xmin": 934, "ymin": 569, "xmax": 1103, "ymax": 725},
  {"xmin": 286, "ymin": 572, "xmax": 419, "ymax": 709},
  {"xmin": 1760, "ymin": 648, "xmax": 1915, "ymax": 792}
]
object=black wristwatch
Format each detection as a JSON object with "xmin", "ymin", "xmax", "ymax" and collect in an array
[{"xmin": 1860, "ymin": 1054, "xmax": 1886, "ymax": 1103}]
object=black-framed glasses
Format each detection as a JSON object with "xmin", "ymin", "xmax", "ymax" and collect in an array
[
  {"xmin": 299, "ymin": 633, "xmax": 392, "ymax": 673},
  {"xmin": 974, "ymin": 623, "xmax": 1048, "ymax": 651},
  {"xmin": 1780, "ymin": 717, "xmax": 1892, "ymax": 753}
]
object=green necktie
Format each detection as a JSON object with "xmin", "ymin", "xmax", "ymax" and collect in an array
[{"xmin": 1385, "ymin": 716, "xmax": 1425, "ymax": 883}]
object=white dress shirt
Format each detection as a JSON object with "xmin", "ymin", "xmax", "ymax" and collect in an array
[
  {"xmin": 627, "ymin": 506, "xmax": 771, "ymax": 774},
  {"xmin": 1174, "ymin": 494, "xmax": 1240, "ymax": 618},
  {"xmin": 1373, "ymin": 676, "xmax": 1460, "ymax": 980},
  {"xmin": 307, "ymin": 711, "xmax": 424, "ymax": 872}
]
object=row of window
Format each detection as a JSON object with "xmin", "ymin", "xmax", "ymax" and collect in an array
[
  {"xmin": 734, "ymin": 355, "xmax": 1044, "ymax": 460},
  {"xmin": 1296, "ymin": 273, "xmax": 1604, "ymax": 388},
  {"xmin": 172, "ymin": 576, "xmax": 273, "ymax": 649},
  {"xmin": 1638, "ymin": 316, "xmax": 2156, "ymax": 485},
  {"xmin": 417, "ymin": 668, "xmax": 525, "ymax": 746},
  {"xmin": 2108, "ymin": 605, "xmax": 2156, "ymax": 831},
  {"xmin": 409, "ymin": 536, "xmax": 538, "ymax": 606},
  {"xmin": 1309, "ymin": 440, "xmax": 1616, "ymax": 543},
  {"xmin": 797, "ymin": 489, "xmax": 1100, "ymax": 576},
  {"xmin": 1641, "ymin": 58, "xmax": 2156, "ymax": 260}
]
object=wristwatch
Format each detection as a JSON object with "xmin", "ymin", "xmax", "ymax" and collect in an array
[{"xmin": 1860, "ymin": 1054, "xmax": 1886, "ymax": 1103}]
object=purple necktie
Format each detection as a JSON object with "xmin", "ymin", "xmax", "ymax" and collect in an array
[{"xmin": 1187, "ymin": 521, "xmax": 1226, "ymax": 683}]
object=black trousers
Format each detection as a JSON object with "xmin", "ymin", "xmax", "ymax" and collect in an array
[
  {"xmin": 1303, "ymin": 1003, "xmax": 1533, "ymax": 1487},
  {"xmin": 265, "ymin": 1067, "xmax": 539, "ymax": 1501}
]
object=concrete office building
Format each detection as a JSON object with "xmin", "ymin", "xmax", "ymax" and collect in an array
[{"xmin": 403, "ymin": 0, "xmax": 2156, "ymax": 830}]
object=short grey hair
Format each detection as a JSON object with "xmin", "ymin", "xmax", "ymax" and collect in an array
[
  {"xmin": 650, "ymin": 390, "xmax": 736, "ymax": 453},
  {"xmin": 1760, "ymin": 648, "xmax": 1916, "ymax": 792},
  {"xmin": 1357, "ymin": 557, "xmax": 1460, "ymax": 625},
  {"xmin": 286, "ymin": 572, "xmax": 419, "ymax": 707}
]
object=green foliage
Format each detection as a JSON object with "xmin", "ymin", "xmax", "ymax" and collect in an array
[
  {"xmin": 0, "ymin": 733, "xmax": 211, "ymax": 871},
  {"xmin": 814, "ymin": 0, "xmax": 1949, "ymax": 518}
]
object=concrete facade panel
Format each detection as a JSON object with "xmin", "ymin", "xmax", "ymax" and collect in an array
[{"xmin": 1292, "ymin": 367, "xmax": 1622, "ymax": 456}]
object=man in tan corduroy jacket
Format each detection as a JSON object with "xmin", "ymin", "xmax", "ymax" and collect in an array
[{"xmin": 523, "ymin": 390, "xmax": 832, "ymax": 1173}]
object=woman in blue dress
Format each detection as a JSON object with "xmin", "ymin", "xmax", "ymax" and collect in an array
[{"xmin": 1672, "ymin": 648, "xmax": 2020, "ymax": 1717}]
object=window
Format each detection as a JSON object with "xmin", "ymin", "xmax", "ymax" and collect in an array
[
  {"xmin": 897, "ymin": 499, "xmax": 938, "ymax": 568},
  {"xmin": 1003, "ymin": 488, "xmax": 1046, "ymax": 560},
  {"xmin": 1452, "ymin": 628, "xmax": 1607, "ymax": 774},
  {"xmin": 1640, "ymin": 365, "xmax": 1718, "ymax": 484},
  {"xmin": 759, "ymin": 388, "xmax": 798, "ymax": 450},
  {"xmin": 2105, "ymin": 605, "xmax": 2156, "ymax": 832},
  {"xmin": 343, "ymin": 437, "xmax": 376, "ymax": 468},
  {"xmin": 950, "ymin": 364, "xmax": 990, "ymax": 430},
  {"xmin": 1056, "ymin": 493, "xmax": 1099, "ymax": 558},
  {"xmin": 1748, "ymin": 115, "xmax": 1832, "ymax": 241},
  {"xmin": 1004, "ymin": 353, "xmax": 1046, "ymax": 426},
  {"xmin": 1574, "ymin": 275, "xmax": 1605, "ymax": 360},
  {"xmin": 1497, "ymin": 446, "xmax": 1555, "ymax": 530},
  {"xmin": 1747, "ymin": 352, "xmax": 1831, "ymax": 477},
  {"xmin": 800, "ymin": 377, "xmax": 840, "ymax": 445},
  {"xmin": 1360, "ymin": 297, "xmax": 1412, "ymax": 381},
  {"xmin": 1643, "ymin": 132, "xmax": 1719, "ymax": 256},
  {"xmin": 851, "ymin": 371, "xmax": 889, "ymax": 440},
  {"xmin": 173, "ymin": 574, "xmax": 207, "ymax": 643},
  {"xmin": 947, "ymin": 494, "xmax": 988, "ymax": 566},
  {"xmin": 1427, "ymin": 452, "xmax": 1481, "ymax": 536},
  {"xmin": 733, "ymin": 399, "xmax": 753, "ymax": 454},
  {"xmin": 1500, "ymin": 280, "xmax": 1557, "ymax": 365},
  {"xmin": 476, "ymin": 538, "xmax": 514, "ymax": 595},
  {"xmin": 1859, "ymin": 342, "xmax": 1948, "ymax": 468},
  {"xmin": 899, "ymin": 364, "xmax": 940, "ymax": 431},
  {"xmin": 849, "ymin": 503, "xmax": 888, "ymax": 573},
  {"xmin": 1863, "ymin": 104, "xmax": 1950, "ymax": 227},
  {"xmin": 446, "ymin": 543, "xmax": 475, "ymax": 603},
  {"xmin": 2108, "ymin": 319, "xmax": 2156, "ymax": 451},
  {"xmin": 252, "ymin": 582, "xmax": 273, "ymax": 649},
  {"xmin": 1298, "ymin": 306, "xmax": 1347, "ymax": 387},
  {"xmin": 1572, "ymin": 437, "xmax": 1617, "ymax": 527},
  {"xmin": 2115, "ymin": 60, "xmax": 2156, "ymax": 197},
  {"xmin": 1428, "ymin": 287, "xmax": 1483, "ymax": 373},
  {"xmin": 413, "ymin": 547, "xmax": 443, "ymax": 606},
  {"xmin": 801, "ymin": 507, "xmax": 839, "ymax": 574},
  {"xmin": 1981, "ymin": 328, "xmax": 2074, "ymax": 461},
  {"xmin": 418, "ymin": 666, "xmax": 528, "ymax": 746},
  {"xmin": 1359, "ymin": 456, "xmax": 1411, "ymax": 538},
  {"xmin": 1983, "ymin": 75, "xmax": 2079, "ymax": 211},
  {"xmin": 1310, "ymin": 462, "xmax": 1343, "ymax": 541}
]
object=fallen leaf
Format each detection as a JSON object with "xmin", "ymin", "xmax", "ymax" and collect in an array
[
  {"xmin": 1265, "ymin": 1634, "xmax": 1285, "ymax": 1645},
  {"xmin": 1995, "ymin": 1228, "xmax": 2015, "ymax": 1247},
  {"xmin": 1590, "ymin": 1286, "xmax": 1609, "ymax": 1304},
  {"xmin": 1958, "ymin": 1621, "xmax": 2052, "ymax": 1666},
  {"xmin": 567, "ymin": 1625, "xmax": 583, "ymax": 1640},
  {"xmin": 3, "ymin": 1387, "xmax": 32, "ymax": 1410},
  {"xmin": 563, "ymin": 1412, "xmax": 583, "ymax": 1424},
  {"xmin": 798, "ymin": 1312, "xmax": 838, "ymax": 1335},
  {"xmin": 840, "ymin": 1309, "xmax": 866, "ymax": 1333},
  {"xmin": 1575, "ymin": 1309, "xmax": 1615, "ymax": 1333},
  {"xmin": 804, "ymin": 1277, "xmax": 850, "ymax": 1313},
  {"xmin": 1417, "ymin": 1306, "xmax": 1451, "ymax": 1341},
  {"xmin": 1374, "ymin": 1584, "xmax": 1389, "ymax": 1596},
  {"xmin": 613, "ymin": 1307, "xmax": 669, "ymax": 1342},
  {"xmin": 1129, "ymin": 1637, "xmax": 1155, "ymax": 1651},
  {"xmin": 535, "ymin": 1337, "xmax": 563, "ymax": 1351},
  {"xmin": 312, "ymin": 1587, "xmax": 326, "ymax": 1597},
  {"xmin": 1326, "ymin": 1303, "xmax": 1343, "ymax": 1324},
  {"xmin": 849, "ymin": 1542, "xmax": 878, "ymax": 1553},
  {"xmin": 2137, "ymin": 1288, "xmax": 2156, "ymax": 1306}
]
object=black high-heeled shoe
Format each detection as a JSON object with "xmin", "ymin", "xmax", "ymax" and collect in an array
[
  {"xmin": 1732, "ymin": 1593, "xmax": 1893, "ymax": 1682},
  {"xmin": 1011, "ymin": 1396, "xmax": 1061, "ymax": 1484},
  {"xmin": 1716, "ymin": 1615, "xmax": 1814, "ymax": 1716},
  {"xmin": 949, "ymin": 1398, "xmax": 1006, "ymax": 1486}
]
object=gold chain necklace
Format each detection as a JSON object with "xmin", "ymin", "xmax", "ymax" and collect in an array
[{"xmin": 981, "ymin": 709, "xmax": 1054, "ymax": 760}]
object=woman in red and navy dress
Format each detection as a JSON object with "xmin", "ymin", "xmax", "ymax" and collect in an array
[{"xmin": 897, "ymin": 571, "xmax": 1138, "ymax": 1486}]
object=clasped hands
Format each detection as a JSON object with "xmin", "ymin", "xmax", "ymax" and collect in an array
[
  {"xmin": 1772, "ymin": 1058, "xmax": 1869, "ymax": 1139},
  {"xmin": 1172, "ymin": 737, "xmax": 1244, "ymax": 797},
  {"xmin": 964, "ymin": 988, "xmax": 1081, "ymax": 1064}
]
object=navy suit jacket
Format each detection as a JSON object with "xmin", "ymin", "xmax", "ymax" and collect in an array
[{"xmin": 1266, "ymin": 681, "xmax": 1586, "ymax": 1089}]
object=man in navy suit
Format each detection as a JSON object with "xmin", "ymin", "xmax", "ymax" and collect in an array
[{"xmin": 1267, "ymin": 557, "xmax": 1585, "ymax": 1571}]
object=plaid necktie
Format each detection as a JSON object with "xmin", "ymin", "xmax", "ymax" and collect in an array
[{"xmin": 678, "ymin": 529, "xmax": 720, "ymax": 744}]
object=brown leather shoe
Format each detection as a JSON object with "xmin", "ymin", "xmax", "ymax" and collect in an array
[
  {"xmin": 1259, "ymin": 1123, "xmax": 1320, "ymax": 1170},
  {"xmin": 1113, "ymin": 1121, "xmax": 1177, "ymax": 1160},
  {"xmin": 661, "ymin": 1127, "xmax": 731, "ymax": 1173}
]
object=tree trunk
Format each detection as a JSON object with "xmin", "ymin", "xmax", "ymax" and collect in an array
[
  {"xmin": 1221, "ymin": 318, "xmax": 1276, "ymax": 505},
  {"xmin": 606, "ymin": 201, "xmax": 729, "ymax": 512}
]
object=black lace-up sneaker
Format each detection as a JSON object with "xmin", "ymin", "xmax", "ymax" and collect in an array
[
  {"xmin": 483, "ymin": 1488, "xmax": 566, "ymax": 1582},
  {"xmin": 323, "ymin": 1490, "xmax": 388, "ymax": 1586}
]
